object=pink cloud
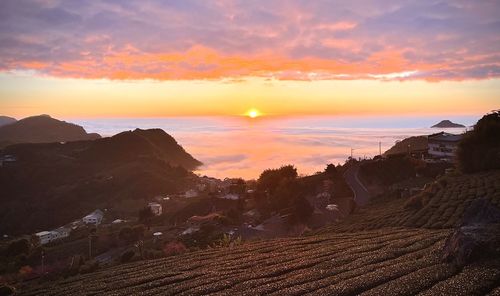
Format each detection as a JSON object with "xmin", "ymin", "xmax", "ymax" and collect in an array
[{"xmin": 0, "ymin": 0, "xmax": 499, "ymax": 81}]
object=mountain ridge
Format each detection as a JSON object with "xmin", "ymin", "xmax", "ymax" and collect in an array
[
  {"xmin": 0, "ymin": 115, "xmax": 100, "ymax": 148},
  {"xmin": 431, "ymin": 120, "xmax": 465, "ymax": 128}
]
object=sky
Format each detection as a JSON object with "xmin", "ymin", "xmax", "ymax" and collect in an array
[{"xmin": 0, "ymin": 0, "xmax": 499, "ymax": 118}]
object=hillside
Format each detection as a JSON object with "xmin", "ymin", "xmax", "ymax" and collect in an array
[
  {"xmin": 0, "ymin": 116, "xmax": 16, "ymax": 127},
  {"xmin": 18, "ymin": 170, "xmax": 500, "ymax": 295},
  {"xmin": 0, "ymin": 129, "xmax": 201, "ymax": 235},
  {"xmin": 0, "ymin": 115, "xmax": 100, "ymax": 148},
  {"xmin": 384, "ymin": 136, "xmax": 428, "ymax": 156},
  {"xmin": 320, "ymin": 170, "xmax": 500, "ymax": 232},
  {"xmin": 431, "ymin": 120, "xmax": 465, "ymax": 128}
]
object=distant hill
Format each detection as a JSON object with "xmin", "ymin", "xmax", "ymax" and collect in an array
[
  {"xmin": 384, "ymin": 136, "xmax": 428, "ymax": 156},
  {"xmin": 0, "ymin": 128, "xmax": 201, "ymax": 235},
  {"xmin": 431, "ymin": 120, "xmax": 465, "ymax": 128},
  {"xmin": 0, "ymin": 115, "xmax": 101, "ymax": 148},
  {"xmin": 0, "ymin": 116, "xmax": 16, "ymax": 127}
]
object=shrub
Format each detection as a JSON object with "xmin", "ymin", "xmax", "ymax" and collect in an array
[
  {"xmin": 163, "ymin": 242, "xmax": 187, "ymax": 256},
  {"xmin": 0, "ymin": 285, "xmax": 15, "ymax": 296},
  {"xmin": 79, "ymin": 260, "xmax": 98, "ymax": 274},
  {"xmin": 4, "ymin": 239, "xmax": 30, "ymax": 257},
  {"xmin": 120, "ymin": 249, "xmax": 135, "ymax": 263}
]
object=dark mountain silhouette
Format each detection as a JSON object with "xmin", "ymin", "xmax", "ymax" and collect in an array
[
  {"xmin": 0, "ymin": 116, "xmax": 16, "ymax": 127},
  {"xmin": 0, "ymin": 129, "xmax": 201, "ymax": 235},
  {"xmin": 431, "ymin": 120, "xmax": 465, "ymax": 128},
  {"xmin": 0, "ymin": 115, "xmax": 100, "ymax": 148}
]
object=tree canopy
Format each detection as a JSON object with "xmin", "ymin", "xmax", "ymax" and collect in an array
[{"xmin": 458, "ymin": 110, "xmax": 500, "ymax": 173}]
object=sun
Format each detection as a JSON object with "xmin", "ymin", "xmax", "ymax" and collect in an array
[{"xmin": 246, "ymin": 109, "xmax": 261, "ymax": 118}]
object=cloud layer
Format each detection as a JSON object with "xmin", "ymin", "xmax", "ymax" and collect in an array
[{"xmin": 1, "ymin": 0, "xmax": 499, "ymax": 81}]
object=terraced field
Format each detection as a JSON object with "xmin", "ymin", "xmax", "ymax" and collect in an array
[
  {"xmin": 320, "ymin": 170, "xmax": 500, "ymax": 233},
  {"xmin": 19, "ymin": 227, "xmax": 500, "ymax": 296},
  {"xmin": 18, "ymin": 170, "xmax": 500, "ymax": 295}
]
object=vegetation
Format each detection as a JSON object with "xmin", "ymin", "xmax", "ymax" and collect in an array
[
  {"xmin": 320, "ymin": 170, "xmax": 500, "ymax": 232},
  {"xmin": 458, "ymin": 110, "xmax": 500, "ymax": 173},
  {"xmin": 17, "ymin": 228, "xmax": 500, "ymax": 296},
  {"xmin": 255, "ymin": 165, "xmax": 313, "ymax": 225},
  {"xmin": 0, "ymin": 128, "xmax": 200, "ymax": 235}
]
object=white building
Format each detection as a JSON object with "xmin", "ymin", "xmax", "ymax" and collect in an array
[
  {"xmin": 82, "ymin": 209, "xmax": 104, "ymax": 225},
  {"xmin": 148, "ymin": 202, "xmax": 163, "ymax": 216},
  {"xmin": 35, "ymin": 231, "xmax": 53, "ymax": 245},
  {"xmin": 428, "ymin": 132, "xmax": 462, "ymax": 159},
  {"xmin": 34, "ymin": 227, "xmax": 70, "ymax": 245},
  {"xmin": 184, "ymin": 189, "xmax": 198, "ymax": 198},
  {"xmin": 219, "ymin": 193, "xmax": 240, "ymax": 200}
]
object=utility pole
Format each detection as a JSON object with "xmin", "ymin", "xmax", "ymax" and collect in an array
[
  {"xmin": 88, "ymin": 234, "xmax": 92, "ymax": 259},
  {"xmin": 41, "ymin": 250, "xmax": 45, "ymax": 275},
  {"xmin": 350, "ymin": 148, "xmax": 357, "ymax": 159}
]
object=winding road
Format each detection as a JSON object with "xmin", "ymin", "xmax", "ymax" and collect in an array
[{"xmin": 344, "ymin": 163, "xmax": 371, "ymax": 206}]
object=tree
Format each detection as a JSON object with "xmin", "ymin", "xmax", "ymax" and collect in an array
[
  {"xmin": 257, "ymin": 165, "xmax": 297, "ymax": 194},
  {"xmin": 229, "ymin": 178, "xmax": 246, "ymax": 195},
  {"xmin": 4, "ymin": 239, "xmax": 30, "ymax": 257},
  {"xmin": 288, "ymin": 196, "xmax": 314, "ymax": 225},
  {"xmin": 138, "ymin": 206, "xmax": 154, "ymax": 230},
  {"xmin": 458, "ymin": 110, "xmax": 500, "ymax": 173},
  {"xmin": 325, "ymin": 164, "xmax": 338, "ymax": 177}
]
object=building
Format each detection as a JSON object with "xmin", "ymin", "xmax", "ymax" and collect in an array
[
  {"xmin": 427, "ymin": 132, "xmax": 463, "ymax": 160},
  {"xmin": 148, "ymin": 202, "xmax": 163, "ymax": 216},
  {"xmin": 35, "ymin": 231, "xmax": 53, "ymax": 245},
  {"xmin": 82, "ymin": 209, "xmax": 104, "ymax": 225},
  {"xmin": 219, "ymin": 193, "xmax": 240, "ymax": 200},
  {"xmin": 184, "ymin": 189, "xmax": 198, "ymax": 198},
  {"xmin": 0, "ymin": 155, "xmax": 16, "ymax": 167},
  {"xmin": 51, "ymin": 227, "xmax": 70, "ymax": 240},
  {"xmin": 34, "ymin": 227, "xmax": 70, "ymax": 245}
]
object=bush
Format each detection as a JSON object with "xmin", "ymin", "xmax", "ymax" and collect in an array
[
  {"xmin": 120, "ymin": 249, "xmax": 135, "ymax": 263},
  {"xmin": 4, "ymin": 239, "xmax": 30, "ymax": 257},
  {"xmin": 404, "ymin": 192, "xmax": 433, "ymax": 210},
  {"xmin": 0, "ymin": 285, "xmax": 15, "ymax": 296},
  {"xmin": 163, "ymin": 242, "xmax": 187, "ymax": 256},
  {"xmin": 79, "ymin": 260, "xmax": 98, "ymax": 274}
]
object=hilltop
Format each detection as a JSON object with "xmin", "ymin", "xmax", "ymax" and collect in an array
[
  {"xmin": 18, "ymin": 169, "xmax": 500, "ymax": 295},
  {"xmin": 384, "ymin": 136, "xmax": 428, "ymax": 156},
  {"xmin": 0, "ymin": 115, "xmax": 100, "ymax": 148},
  {"xmin": 431, "ymin": 120, "xmax": 465, "ymax": 128},
  {"xmin": 0, "ymin": 129, "xmax": 201, "ymax": 235},
  {"xmin": 0, "ymin": 116, "xmax": 16, "ymax": 127}
]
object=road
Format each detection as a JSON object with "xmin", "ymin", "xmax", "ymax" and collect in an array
[{"xmin": 344, "ymin": 163, "xmax": 371, "ymax": 206}]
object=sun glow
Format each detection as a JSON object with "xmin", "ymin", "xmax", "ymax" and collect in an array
[{"xmin": 246, "ymin": 109, "xmax": 261, "ymax": 118}]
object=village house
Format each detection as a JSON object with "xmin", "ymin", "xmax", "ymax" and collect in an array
[
  {"xmin": 34, "ymin": 227, "xmax": 70, "ymax": 245},
  {"xmin": 148, "ymin": 202, "xmax": 163, "ymax": 216},
  {"xmin": 184, "ymin": 189, "xmax": 199, "ymax": 198},
  {"xmin": 82, "ymin": 209, "xmax": 104, "ymax": 225},
  {"xmin": 34, "ymin": 231, "xmax": 53, "ymax": 245},
  {"xmin": 0, "ymin": 154, "xmax": 16, "ymax": 167},
  {"xmin": 427, "ymin": 132, "xmax": 462, "ymax": 160}
]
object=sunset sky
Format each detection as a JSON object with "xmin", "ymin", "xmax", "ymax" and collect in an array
[{"xmin": 0, "ymin": 0, "xmax": 499, "ymax": 118}]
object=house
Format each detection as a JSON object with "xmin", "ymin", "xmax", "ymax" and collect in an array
[
  {"xmin": 0, "ymin": 155, "xmax": 16, "ymax": 167},
  {"xmin": 35, "ymin": 231, "xmax": 53, "ymax": 245},
  {"xmin": 34, "ymin": 227, "xmax": 70, "ymax": 245},
  {"xmin": 51, "ymin": 227, "xmax": 70, "ymax": 240},
  {"xmin": 427, "ymin": 132, "xmax": 462, "ymax": 160},
  {"xmin": 82, "ymin": 209, "xmax": 104, "ymax": 225},
  {"xmin": 148, "ymin": 202, "xmax": 163, "ymax": 216},
  {"xmin": 219, "ymin": 193, "xmax": 240, "ymax": 200},
  {"xmin": 184, "ymin": 189, "xmax": 198, "ymax": 198}
]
